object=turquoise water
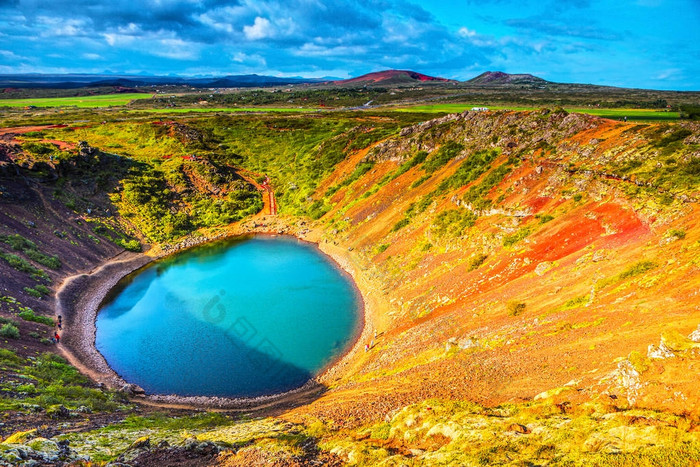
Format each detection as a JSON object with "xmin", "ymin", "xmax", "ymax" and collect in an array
[{"xmin": 96, "ymin": 236, "xmax": 361, "ymax": 398}]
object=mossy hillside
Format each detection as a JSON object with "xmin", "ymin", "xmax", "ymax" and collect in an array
[
  {"xmin": 27, "ymin": 398, "xmax": 700, "ymax": 466},
  {"xmin": 0, "ymin": 348, "xmax": 130, "ymax": 414},
  {"xmin": 317, "ymin": 399, "xmax": 700, "ymax": 466}
]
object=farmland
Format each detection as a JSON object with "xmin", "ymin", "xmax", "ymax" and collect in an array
[{"xmin": 0, "ymin": 93, "xmax": 153, "ymax": 108}]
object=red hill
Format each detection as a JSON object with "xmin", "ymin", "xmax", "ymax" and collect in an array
[{"xmin": 335, "ymin": 69, "xmax": 453, "ymax": 86}]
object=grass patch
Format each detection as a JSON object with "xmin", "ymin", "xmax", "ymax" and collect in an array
[
  {"xmin": 107, "ymin": 412, "xmax": 234, "ymax": 431},
  {"xmin": 503, "ymin": 227, "xmax": 532, "ymax": 247},
  {"xmin": 375, "ymin": 244, "xmax": 389, "ymax": 254},
  {"xmin": 0, "ymin": 253, "xmax": 47, "ymax": 278},
  {"xmin": 617, "ymin": 260, "xmax": 658, "ymax": 280},
  {"xmin": 390, "ymin": 151, "xmax": 428, "ymax": 181},
  {"xmin": 0, "ymin": 353, "xmax": 131, "ymax": 412},
  {"xmin": 410, "ymin": 174, "xmax": 431, "ymax": 188},
  {"xmin": 391, "ymin": 218, "xmax": 410, "ymax": 232},
  {"xmin": 563, "ymin": 295, "xmax": 588, "ymax": 309},
  {"xmin": 435, "ymin": 148, "xmax": 500, "ymax": 195},
  {"xmin": 0, "ymin": 234, "xmax": 61, "ymax": 269},
  {"xmin": 422, "ymin": 141, "xmax": 464, "ymax": 174},
  {"xmin": 431, "ymin": 209, "xmax": 477, "ymax": 238}
]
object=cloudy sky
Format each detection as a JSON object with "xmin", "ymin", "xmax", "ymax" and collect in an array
[{"xmin": 1, "ymin": 0, "xmax": 698, "ymax": 89}]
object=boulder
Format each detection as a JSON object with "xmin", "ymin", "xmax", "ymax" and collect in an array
[
  {"xmin": 507, "ymin": 423, "xmax": 531, "ymax": 434},
  {"xmin": 689, "ymin": 325, "xmax": 700, "ymax": 343}
]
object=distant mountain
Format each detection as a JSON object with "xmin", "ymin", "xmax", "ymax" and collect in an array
[
  {"xmin": 334, "ymin": 70, "xmax": 455, "ymax": 86},
  {"xmin": 0, "ymin": 74, "xmax": 326, "ymax": 89},
  {"xmin": 467, "ymin": 71, "xmax": 548, "ymax": 86}
]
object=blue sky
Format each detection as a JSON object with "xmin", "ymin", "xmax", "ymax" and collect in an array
[{"xmin": 1, "ymin": 0, "xmax": 698, "ymax": 89}]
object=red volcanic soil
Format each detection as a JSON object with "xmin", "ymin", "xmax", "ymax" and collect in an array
[{"xmin": 336, "ymin": 69, "xmax": 452, "ymax": 84}]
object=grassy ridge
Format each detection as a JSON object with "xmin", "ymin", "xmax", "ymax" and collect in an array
[{"xmin": 393, "ymin": 103, "xmax": 680, "ymax": 121}]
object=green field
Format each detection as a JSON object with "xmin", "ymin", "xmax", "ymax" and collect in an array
[
  {"xmin": 0, "ymin": 93, "xmax": 153, "ymax": 108},
  {"xmin": 392, "ymin": 103, "xmax": 680, "ymax": 121},
  {"xmin": 128, "ymin": 107, "xmax": 320, "ymax": 114}
]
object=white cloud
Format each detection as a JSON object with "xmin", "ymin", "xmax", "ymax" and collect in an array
[
  {"xmin": 296, "ymin": 43, "xmax": 366, "ymax": 57},
  {"xmin": 232, "ymin": 51, "xmax": 266, "ymax": 66},
  {"xmin": 458, "ymin": 27, "xmax": 477, "ymax": 38},
  {"xmin": 153, "ymin": 38, "xmax": 199, "ymax": 60},
  {"xmin": 103, "ymin": 29, "xmax": 198, "ymax": 60},
  {"xmin": 655, "ymin": 68, "xmax": 681, "ymax": 80},
  {"xmin": 82, "ymin": 53, "xmax": 102, "ymax": 60},
  {"xmin": 244, "ymin": 17, "xmax": 273, "ymax": 40}
]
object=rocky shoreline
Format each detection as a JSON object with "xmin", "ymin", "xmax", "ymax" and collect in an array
[{"xmin": 55, "ymin": 215, "xmax": 377, "ymax": 410}]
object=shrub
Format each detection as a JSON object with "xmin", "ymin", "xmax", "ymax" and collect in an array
[
  {"xmin": 468, "ymin": 253, "xmax": 488, "ymax": 271},
  {"xmin": 25, "ymin": 250, "xmax": 61, "ymax": 270},
  {"xmin": 23, "ymin": 287, "xmax": 42, "ymax": 298},
  {"xmin": 432, "ymin": 209, "xmax": 477, "ymax": 238},
  {"xmin": 0, "ymin": 253, "xmax": 45, "ymax": 276},
  {"xmin": 507, "ymin": 301, "xmax": 526, "ymax": 316},
  {"xmin": 667, "ymin": 228, "xmax": 686, "ymax": 240},
  {"xmin": 653, "ymin": 128, "xmax": 692, "ymax": 147},
  {"xmin": 391, "ymin": 218, "xmax": 410, "ymax": 232},
  {"xmin": 18, "ymin": 309, "xmax": 54, "ymax": 326},
  {"xmin": 118, "ymin": 238, "xmax": 142, "ymax": 252},
  {"xmin": 34, "ymin": 285, "xmax": 51, "ymax": 296},
  {"xmin": 0, "ymin": 234, "xmax": 61, "ymax": 269},
  {"xmin": 0, "ymin": 323, "xmax": 20, "ymax": 339},
  {"xmin": 307, "ymin": 200, "xmax": 330, "ymax": 220}
]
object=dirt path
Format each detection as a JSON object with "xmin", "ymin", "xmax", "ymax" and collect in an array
[
  {"xmin": 55, "ymin": 251, "xmax": 151, "ymax": 388},
  {"xmin": 238, "ymin": 169, "xmax": 277, "ymax": 216},
  {"xmin": 260, "ymin": 176, "xmax": 277, "ymax": 215}
]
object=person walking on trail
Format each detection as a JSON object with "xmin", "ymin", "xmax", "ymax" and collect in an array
[{"xmin": 54, "ymin": 332, "xmax": 60, "ymax": 344}]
